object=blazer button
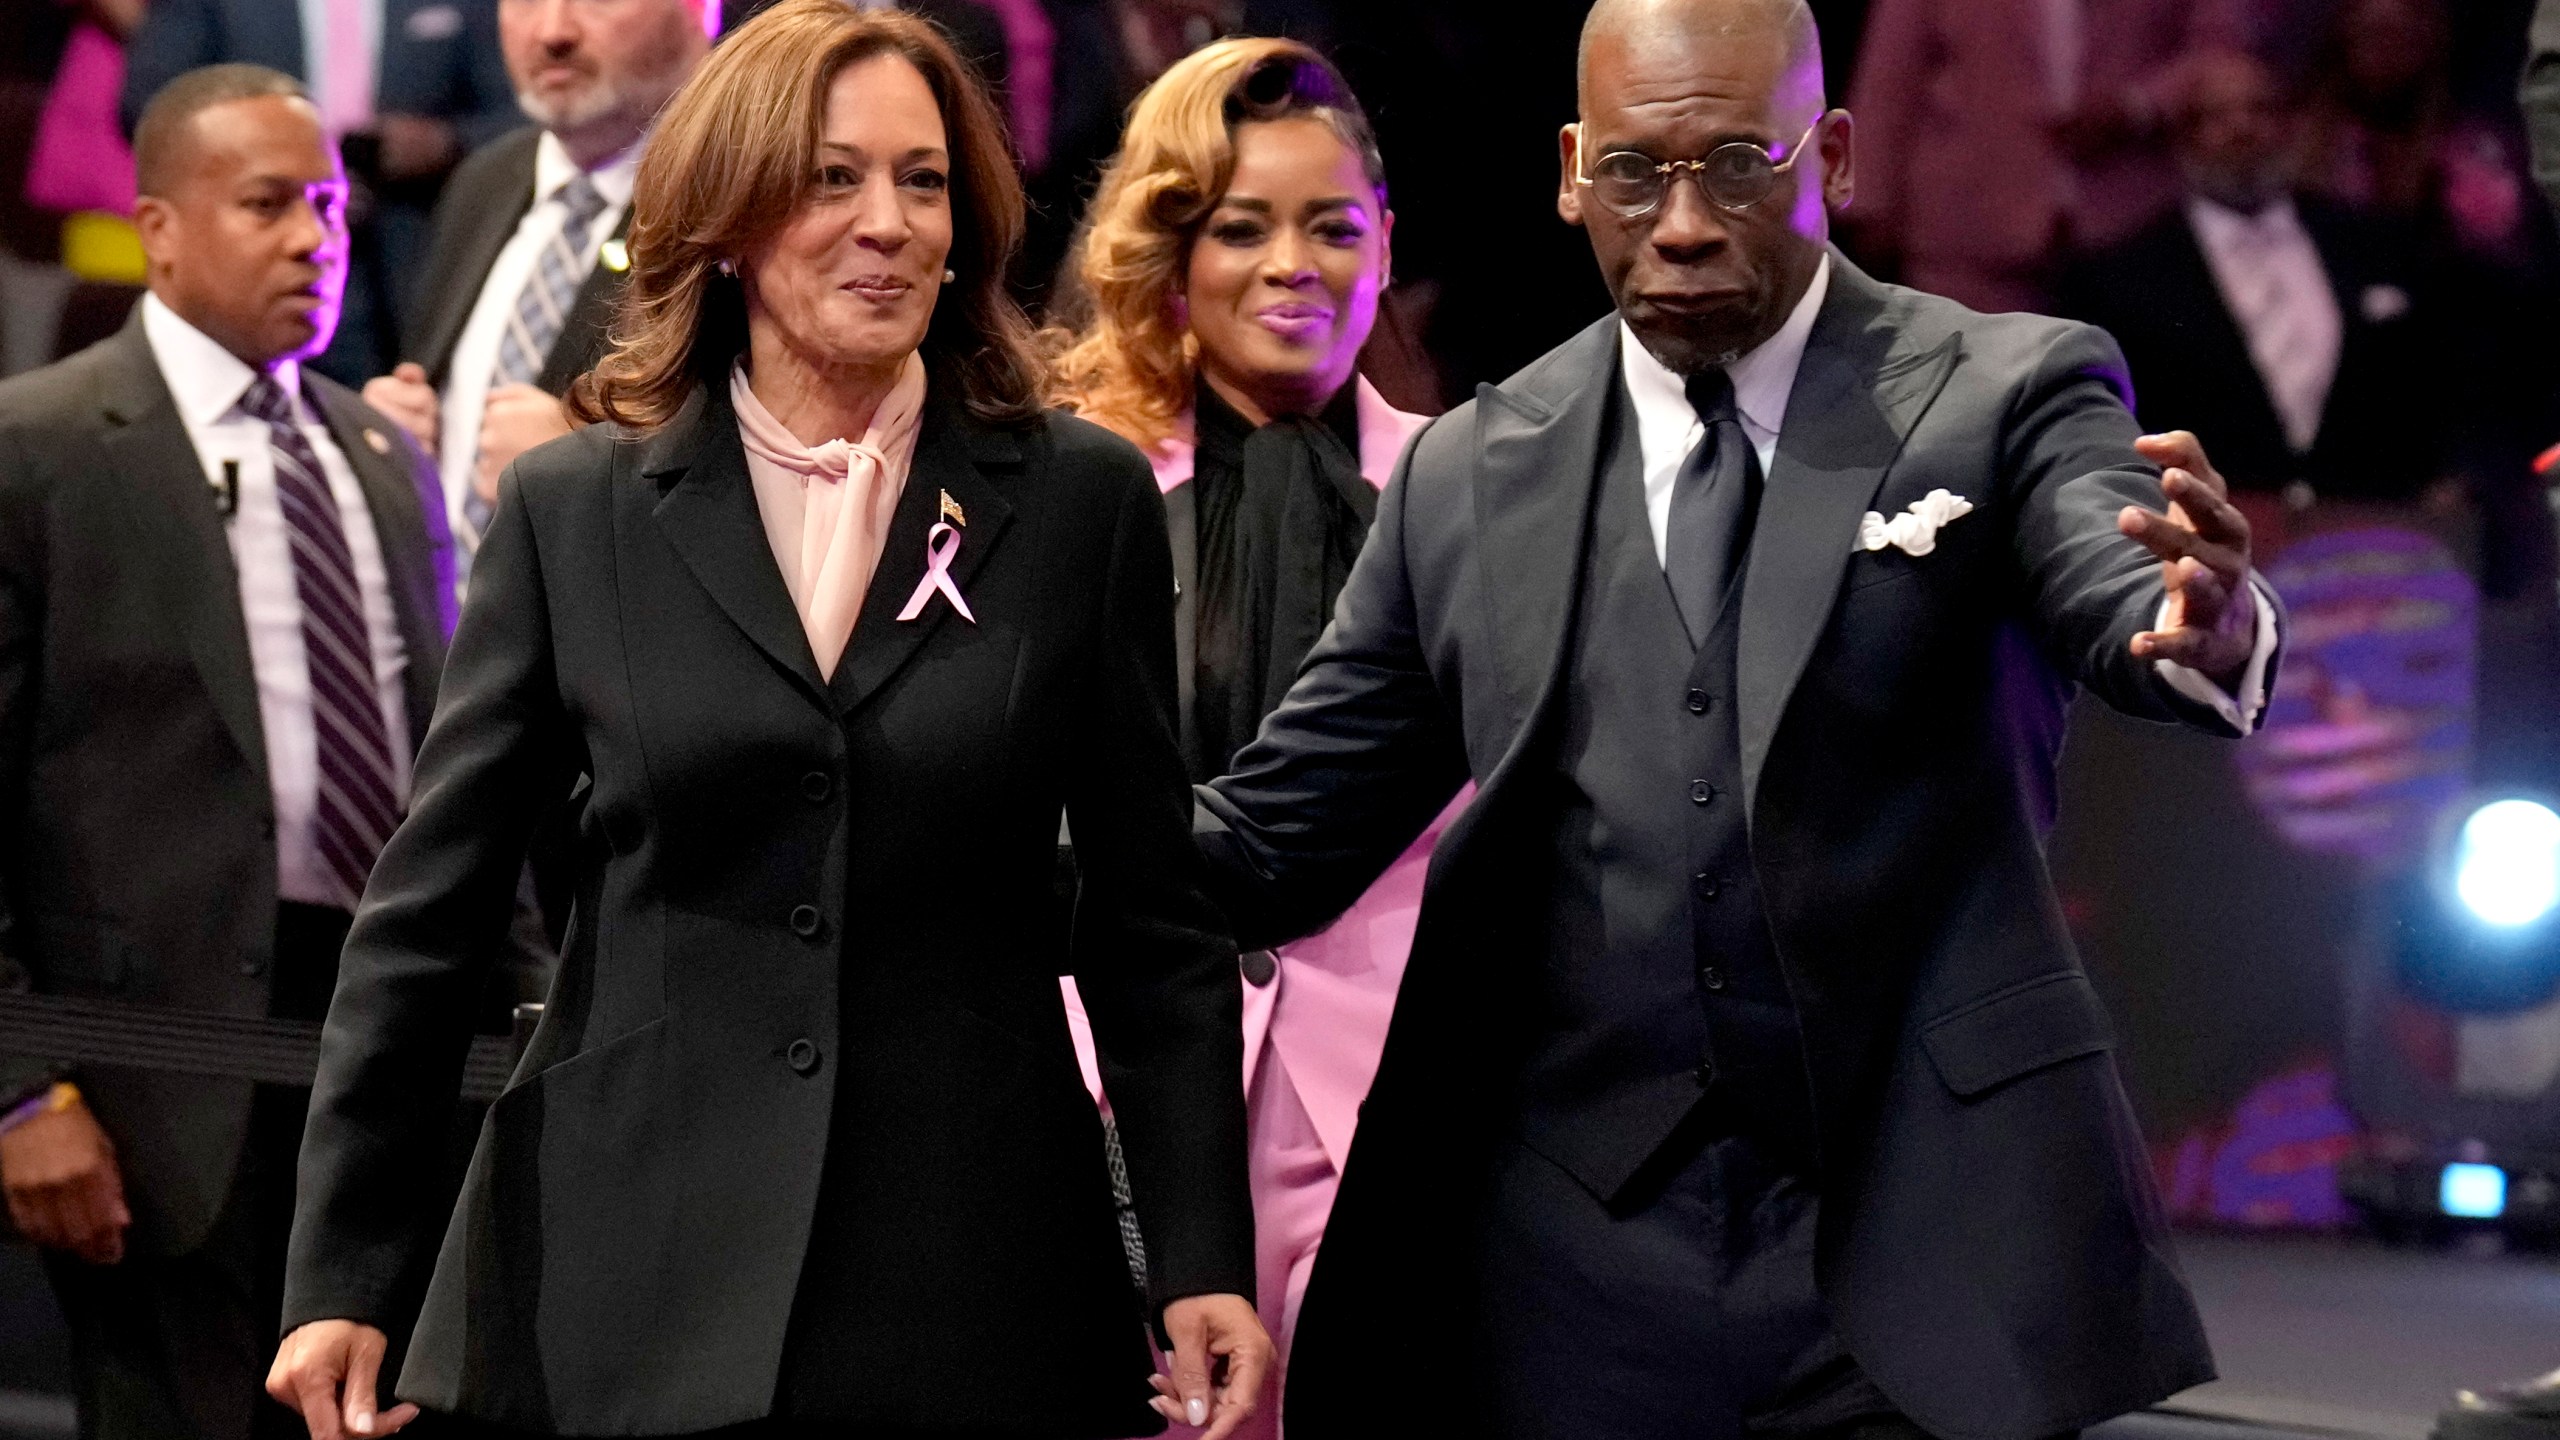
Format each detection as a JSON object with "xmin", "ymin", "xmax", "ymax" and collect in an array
[
  {"xmin": 790, "ymin": 904, "xmax": 824, "ymax": 939},
  {"xmin": 1689, "ymin": 779, "xmax": 1717, "ymax": 805},
  {"xmin": 1686, "ymin": 688, "xmax": 1713, "ymax": 715},
  {"xmin": 1700, "ymin": 966, "xmax": 1728, "ymax": 992},
  {"xmin": 1694, "ymin": 1059, "xmax": 1716, "ymax": 1087},
  {"xmin": 239, "ymin": 958, "xmax": 268, "ymax": 978},
  {"xmin": 1693, "ymin": 873, "xmax": 1722, "ymax": 901},
  {"xmin": 786, "ymin": 1039, "xmax": 822, "ymax": 1075},
  {"xmin": 801, "ymin": 772, "xmax": 832, "ymax": 802}
]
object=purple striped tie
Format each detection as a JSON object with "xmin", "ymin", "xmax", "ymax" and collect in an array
[{"xmin": 239, "ymin": 374, "xmax": 402, "ymax": 911}]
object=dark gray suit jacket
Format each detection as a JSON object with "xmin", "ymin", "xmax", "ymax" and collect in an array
[
  {"xmin": 1198, "ymin": 256, "xmax": 2275, "ymax": 1440},
  {"xmin": 119, "ymin": 0, "xmax": 518, "ymax": 150},
  {"xmin": 0, "ymin": 311, "xmax": 454, "ymax": 1257}
]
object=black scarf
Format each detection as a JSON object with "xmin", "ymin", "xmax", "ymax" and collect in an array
[{"xmin": 1188, "ymin": 381, "xmax": 1377, "ymax": 781}]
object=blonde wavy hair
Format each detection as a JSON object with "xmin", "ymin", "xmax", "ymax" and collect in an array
[{"xmin": 1045, "ymin": 37, "xmax": 1387, "ymax": 452}]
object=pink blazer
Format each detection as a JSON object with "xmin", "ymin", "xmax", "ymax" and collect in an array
[{"xmin": 1064, "ymin": 379, "xmax": 1464, "ymax": 1173}]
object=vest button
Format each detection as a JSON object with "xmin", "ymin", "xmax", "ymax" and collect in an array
[
  {"xmin": 786, "ymin": 1039, "xmax": 822, "ymax": 1075},
  {"xmin": 1700, "ymin": 966, "xmax": 1727, "ymax": 992},
  {"xmin": 239, "ymin": 958, "xmax": 268, "ymax": 978},
  {"xmin": 1694, "ymin": 1059, "xmax": 1716, "ymax": 1087},
  {"xmin": 790, "ymin": 904, "xmax": 824, "ymax": 938},
  {"xmin": 1686, "ymin": 688, "xmax": 1712, "ymax": 715},
  {"xmin": 801, "ymin": 771, "xmax": 833, "ymax": 802},
  {"xmin": 1689, "ymin": 779, "xmax": 1716, "ymax": 805},
  {"xmin": 1693, "ymin": 873, "xmax": 1722, "ymax": 900}
]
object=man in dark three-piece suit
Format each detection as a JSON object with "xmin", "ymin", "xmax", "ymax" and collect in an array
[
  {"xmin": 0, "ymin": 67, "xmax": 524, "ymax": 1440},
  {"xmin": 1193, "ymin": 2, "xmax": 2285, "ymax": 1438}
]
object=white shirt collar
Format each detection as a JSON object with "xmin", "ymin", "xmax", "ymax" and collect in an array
[
  {"xmin": 2186, "ymin": 194, "xmax": 2304, "ymax": 249},
  {"xmin": 1618, "ymin": 252, "xmax": 1831, "ymax": 444},
  {"xmin": 140, "ymin": 291, "xmax": 300, "ymax": 428},
  {"xmin": 533, "ymin": 129, "xmax": 642, "ymax": 211}
]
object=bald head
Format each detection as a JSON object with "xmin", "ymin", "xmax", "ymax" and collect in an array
[{"xmin": 1579, "ymin": 0, "xmax": 1823, "ymax": 123}]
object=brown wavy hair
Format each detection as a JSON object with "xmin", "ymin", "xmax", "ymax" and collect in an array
[
  {"xmin": 1045, "ymin": 37, "xmax": 1387, "ymax": 452},
  {"xmin": 569, "ymin": 0, "xmax": 1044, "ymax": 432}
]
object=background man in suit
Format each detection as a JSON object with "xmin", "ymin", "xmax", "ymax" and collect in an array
[
  {"xmin": 1191, "ymin": 0, "xmax": 2283, "ymax": 1436},
  {"xmin": 0, "ymin": 65, "xmax": 460, "ymax": 1440},
  {"xmin": 361, "ymin": 0, "xmax": 712, "ymax": 586},
  {"xmin": 2063, "ymin": 49, "xmax": 2443, "ymax": 505},
  {"xmin": 120, "ymin": 0, "xmax": 523, "ymax": 382}
]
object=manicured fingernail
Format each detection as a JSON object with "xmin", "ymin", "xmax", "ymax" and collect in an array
[
  {"xmin": 351, "ymin": 1412, "xmax": 373, "ymax": 1434},
  {"xmin": 1188, "ymin": 1397, "xmax": 1209, "ymax": 1426}
]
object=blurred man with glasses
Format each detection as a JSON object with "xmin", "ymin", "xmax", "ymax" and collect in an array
[{"xmin": 1187, "ymin": 0, "xmax": 2284, "ymax": 1436}]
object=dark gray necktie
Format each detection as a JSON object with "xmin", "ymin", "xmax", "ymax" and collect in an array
[{"xmin": 1663, "ymin": 368, "xmax": 1763, "ymax": 642}]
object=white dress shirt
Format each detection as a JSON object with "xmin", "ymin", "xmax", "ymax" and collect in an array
[
  {"xmin": 1615, "ymin": 254, "xmax": 2277, "ymax": 734},
  {"xmin": 2186, "ymin": 196, "xmax": 2342, "ymax": 455},
  {"xmin": 437, "ymin": 132, "xmax": 639, "ymax": 540},
  {"xmin": 297, "ymin": 0, "xmax": 381, "ymax": 136},
  {"xmin": 141, "ymin": 295, "xmax": 415, "ymax": 907}
]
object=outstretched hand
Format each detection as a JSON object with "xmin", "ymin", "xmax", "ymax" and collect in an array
[
  {"xmin": 1150, "ymin": 1293, "xmax": 1273, "ymax": 1439},
  {"xmin": 2120, "ymin": 430, "xmax": 2259, "ymax": 687}
]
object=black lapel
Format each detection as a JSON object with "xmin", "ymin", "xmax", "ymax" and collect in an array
[
  {"xmin": 646, "ymin": 380, "xmax": 833, "ymax": 709},
  {"xmin": 94, "ymin": 313, "xmax": 269, "ymax": 783},
  {"xmin": 1472, "ymin": 316, "xmax": 1620, "ymax": 743},
  {"xmin": 418, "ymin": 132, "xmax": 541, "ymax": 383},
  {"xmin": 2161, "ymin": 217, "xmax": 2288, "ymax": 437},
  {"xmin": 1735, "ymin": 258, "xmax": 1959, "ymax": 814},
  {"xmin": 828, "ymin": 396, "xmax": 1020, "ymax": 716},
  {"xmin": 308, "ymin": 377, "xmax": 452, "ymax": 744},
  {"xmin": 537, "ymin": 205, "xmax": 634, "ymax": 396}
]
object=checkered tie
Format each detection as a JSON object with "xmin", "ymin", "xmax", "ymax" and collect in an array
[
  {"xmin": 239, "ymin": 374, "xmax": 402, "ymax": 912},
  {"xmin": 463, "ymin": 172, "xmax": 608, "ymax": 539}
]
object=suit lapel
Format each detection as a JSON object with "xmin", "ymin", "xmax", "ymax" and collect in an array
[
  {"xmin": 95, "ymin": 317, "xmax": 269, "ymax": 783},
  {"xmin": 420, "ymin": 135, "xmax": 540, "ymax": 382},
  {"xmin": 1473, "ymin": 317, "xmax": 1619, "ymax": 743},
  {"xmin": 2161, "ymin": 218, "xmax": 2288, "ymax": 442},
  {"xmin": 647, "ymin": 383, "xmax": 833, "ymax": 709},
  {"xmin": 1735, "ymin": 261, "xmax": 1959, "ymax": 814},
  {"xmin": 309, "ymin": 380, "xmax": 452, "ymax": 743},
  {"xmin": 828, "ymin": 398, "xmax": 1018, "ymax": 716},
  {"xmin": 537, "ymin": 206, "xmax": 634, "ymax": 396}
]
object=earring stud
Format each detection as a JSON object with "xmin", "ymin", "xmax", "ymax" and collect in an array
[
  {"xmin": 716, "ymin": 258, "xmax": 735, "ymax": 277},
  {"xmin": 942, "ymin": 267, "xmax": 956, "ymax": 283}
]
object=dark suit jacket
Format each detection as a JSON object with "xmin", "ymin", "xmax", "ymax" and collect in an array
[
  {"xmin": 403, "ymin": 126, "xmax": 630, "ymax": 396},
  {"xmin": 282, "ymin": 375, "xmax": 1251, "ymax": 1435},
  {"xmin": 2060, "ymin": 198, "xmax": 2440, "ymax": 500},
  {"xmin": 119, "ymin": 0, "xmax": 518, "ymax": 151},
  {"xmin": 1196, "ymin": 257, "xmax": 2275, "ymax": 1440},
  {"xmin": 0, "ymin": 310, "xmax": 454, "ymax": 1258}
]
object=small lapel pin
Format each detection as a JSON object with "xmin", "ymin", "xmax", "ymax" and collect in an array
[
  {"xmin": 599, "ymin": 238, "xmax": 630, "ymax": 274},
  {"xmin": 362, "ymin": 427, "xmax": 392, "ymax": 455},
  {"xmin": 940, "ymin": 489, "xmax": 966, "ymax": 527}
]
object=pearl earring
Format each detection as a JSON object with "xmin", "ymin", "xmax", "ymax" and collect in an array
[
  {"xmin": 942, "ymin": 267, "xmax": 957, "ymax": 283},
  {"xmin": 716, "ymin": 258, "xmax": 735, "ymax": 277}
]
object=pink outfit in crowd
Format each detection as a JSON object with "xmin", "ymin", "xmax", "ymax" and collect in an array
[
  {"xmin": 25, "ymin": 21, "xmax": 137, "ymax": 216},
  {"xmin": 730, "ymin": 356, "xmax": 926, "ymax": 680},
  {"xmin": 1062, "ymin": 379, "xmax": 1467, "ymax": 1439}
]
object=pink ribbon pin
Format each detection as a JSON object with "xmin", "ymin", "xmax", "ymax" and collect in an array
[{"xmin": 896, "ymin": 522, "xmax": 976, "ymax": 624}]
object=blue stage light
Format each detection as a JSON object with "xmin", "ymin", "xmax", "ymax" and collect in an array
[
  {"xmin": 2454, "ymin": 800, "xmax": 2560, "ymax": 928},
  {"xmin": 2440, "ymin": 1163, "xmax": 2509, "ymax": 1219}
]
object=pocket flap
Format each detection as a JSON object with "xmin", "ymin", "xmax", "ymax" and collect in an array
[{"xmin": 1920, "ymin": 971, "xmax": 2112, "ymax": 1099}]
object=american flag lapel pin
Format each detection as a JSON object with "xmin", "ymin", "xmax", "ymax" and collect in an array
[{"xmin": 940, "ymin": 489, "xmax": 966, "ymax": 527}]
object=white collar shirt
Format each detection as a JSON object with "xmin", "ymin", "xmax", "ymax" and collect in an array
[
  {"xmin": 2185, "ymin": 195, "xmax": 2342, "ymax": 455},
  {"xmin": 1611, "ymin": 251, "xmax": 2274, "ymax": 734},
  {"xmin": 438, "ymin": 131, "xmax": 641, "ymax": 540},
  {"xmin": 141, "ymin": 294, "xmax": 416, "ymax": 906}
]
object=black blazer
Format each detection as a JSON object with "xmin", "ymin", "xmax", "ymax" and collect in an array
[
  {"xmin": 1196, "ymin": 258, "xmax": 2278, "ymax": 1440},
  {"xmin": 2060, "ymin": 197, "xmax": 2441, "ymax": 500},
  {"xmin": 282, "ymin": 375, "xmax": 1250, "ymax": 1435},
  {"xmin": 403, "ymin": 126, "xmax": 631, "ymax": 396},
  {"xmin": 0, "ymin": 312, "xmax": 454, "ymax": 1256}
]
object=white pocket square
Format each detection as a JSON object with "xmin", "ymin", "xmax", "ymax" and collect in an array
[
  {"xmin": 1855, "ymin": 488, "xmax": 1973, "ymax": 557},
  {"xmin": 403, "ymin": 4, "xmax": 463, "ymax": 39}
]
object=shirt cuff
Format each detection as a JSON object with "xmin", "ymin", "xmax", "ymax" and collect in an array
[{"xmin": 2152, "ymin": 574, "xmax": 2279, "ymax": 736}]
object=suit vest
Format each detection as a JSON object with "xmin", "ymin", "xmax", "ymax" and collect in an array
[{"xmin": 1517, "ymin": 382, "xmax": 1819, "ymax": 1208}]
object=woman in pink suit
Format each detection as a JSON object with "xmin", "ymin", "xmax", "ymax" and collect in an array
[{"xmin": 1046, "ymin": 37, "xmax": 1459, "ymax": 1437}]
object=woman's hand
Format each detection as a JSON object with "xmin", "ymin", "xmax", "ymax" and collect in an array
[
  {"xmin": 1151, "ymin": 1293, "xmax": 1274, "ymax": 1439},
  {"xmin": 267, "ymin": 1320, "xmax": 419, "ymax": 1439}
]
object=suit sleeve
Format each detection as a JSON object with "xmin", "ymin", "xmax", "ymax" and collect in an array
[
  {"xmin": 119, "ymin": 0, "xmax": 219, "ymax": 138},
  {"xmin": 1195, "ymin": 425, "xmax": 1471, "ymax": 950},
  {"xmin": 282, "ymin": 459, "xmax": 581, "ymax": 1331},
  {"xmin": 0, "ymin": 426, "xmax": 50, "ymax": 1100},
  {"xmin": 1064, "ymin": 455, "xmax": 1253, "ymax": 1310},
  {"xmin": 2005, "ymin": 320, "xmax": 2282, "ymax": 729}
]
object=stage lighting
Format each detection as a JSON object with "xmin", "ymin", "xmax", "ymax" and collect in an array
[
  {"xmin": 2392, "ymin": 793, "xmax": 2560, "ymax": 1014},
  {"xmin": 2454, "ymin": 800, "xmax": 2560, "ymax": 927},
  {"xmin": 2440, "ymin": 1163, "xmax": 2508, "ymax": 1219}
]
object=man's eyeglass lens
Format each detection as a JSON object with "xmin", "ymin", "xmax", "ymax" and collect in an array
[{"xmin": 1585, "ymin": 124, "xmax": 1816, "ymax": 217}]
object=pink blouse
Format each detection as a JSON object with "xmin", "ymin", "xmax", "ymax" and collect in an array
[{"xmin": 730, "ymin": 357, "xmax": 927, "ymax": 680}]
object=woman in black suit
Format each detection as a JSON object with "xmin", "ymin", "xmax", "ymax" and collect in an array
[{"xmin": 266, "ymin": 5, "xmax": 1269, "ymax": 1437}]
